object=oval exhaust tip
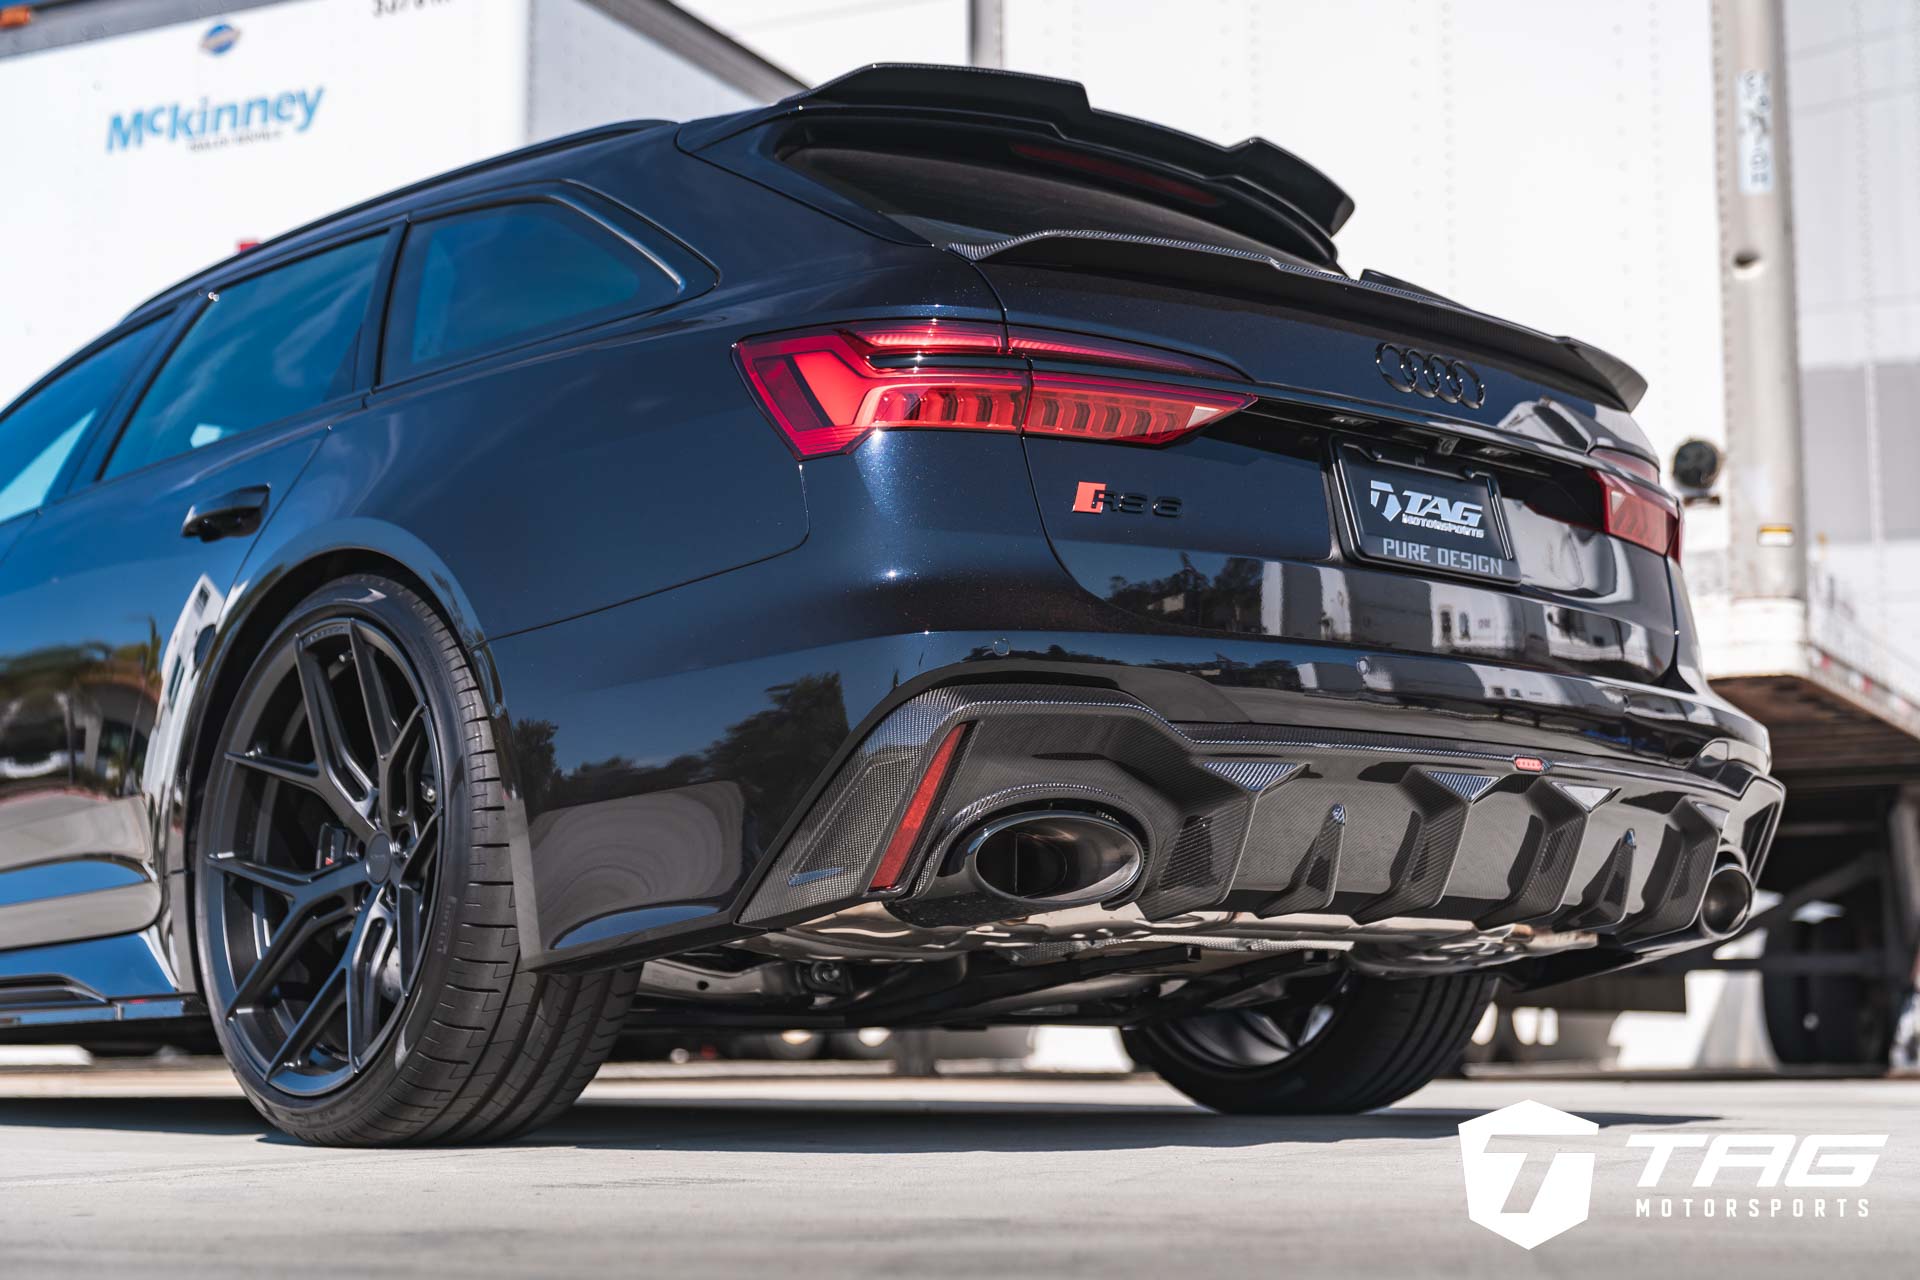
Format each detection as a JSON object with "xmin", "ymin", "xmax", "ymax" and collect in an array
[
  {"xmin": 966, "ymin": 809, "xmax": 1143, "ymax": 908},
  {"xmin": 1698, "ymin": 864, "xmax": 1754, "ymax": 937}
]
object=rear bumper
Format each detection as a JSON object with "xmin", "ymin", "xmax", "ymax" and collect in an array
[
  {"xmin": 737, "ymin": 681, "xmax": 1782, "ymax": 980},
  {"xmin": 489, "ymin": 465, "xmax": 1774, "ymax": 970}
]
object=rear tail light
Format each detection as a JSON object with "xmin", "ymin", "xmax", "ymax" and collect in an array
[
  {"xmin": 736, "ymin": 320, "xmax": 1253, "ymax": 458},
  {"xmin": 1005, "ymin": 325, "xmax": 1244, "ymax": 379},
  {"xmin": 1023, "ymin": 373, "xmax": 1250, "ymax": 447},
  {"xmin": 869, "ymin": 721, "xmax": 972, "ymax": 892},
  {"xmin": 1591, "ymin": 448, "xmax": 1682, "ymax": 559}
]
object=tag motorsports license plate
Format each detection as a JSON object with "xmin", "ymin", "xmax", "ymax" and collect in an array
[{"xmin": 1337, "ymin": 445, "xmax": 1519, "ymax": 584}]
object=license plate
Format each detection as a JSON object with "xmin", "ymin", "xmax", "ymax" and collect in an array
[{"xmin": 1337, "ymin": 446, "xmax": 1518, "ymax": 583}]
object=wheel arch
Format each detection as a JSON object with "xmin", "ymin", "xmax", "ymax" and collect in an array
[{"xmin": 165, "ymin": 524, "xmax": 520, "ymax": 985}]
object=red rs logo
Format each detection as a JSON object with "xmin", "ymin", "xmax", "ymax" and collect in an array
[
  {"xmin": 1069, "ymin": 481, "xmax": 1183, "ymax": 518},
  {"xmin": 1071, "ymin": 481, "xmax": 1107, "ymax": 513}
]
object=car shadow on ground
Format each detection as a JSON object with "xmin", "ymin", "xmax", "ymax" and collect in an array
[
  {"xmin": 0, "ymin": 1096, "xmax": 270, "ymax": 1138},
  {"xmin": 541, "ymin": 1098, "xmax": 1720, "ymax": 1154},
  {"xmin": 0, "ymin": 1094, "xmax": 1718, "ymax": 1152}
]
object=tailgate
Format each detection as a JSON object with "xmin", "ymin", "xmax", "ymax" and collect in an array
[{"xmin": 986, "ymin": 262, "xmax": 1680, "ymax": 684}]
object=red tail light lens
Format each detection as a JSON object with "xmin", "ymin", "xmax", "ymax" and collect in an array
[
  {"xmin": 869, "ymin": 721, "xmax": 972, "ymax": 892},
  {"xmin": 1006, "ymin": 325, "xmax": 1245, "ymax": 379},
  {"xmin": 736, "ymin": 320, "xmax": 1253, "ymax": 457},
  {"xmin": 736, "ymin": 325, "xmax": 1023, "ymax": 456},
  {"xmin": 1024, "ymin": 373, "xmax": 1251, "ymax": 446},
  {"xmin": 1591, "ymin": 449, "xmax": 1681, "ymax": 558}
]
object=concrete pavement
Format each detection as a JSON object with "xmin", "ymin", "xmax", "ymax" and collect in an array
[{"xmin": 0, "ymin": 1066, "xmax": 1913, "ymax": 1278}]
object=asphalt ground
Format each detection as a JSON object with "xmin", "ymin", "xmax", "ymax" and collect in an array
[{"xmin": 0, "ymin": 1065, "xmax": 1913, "ymax": 1278}]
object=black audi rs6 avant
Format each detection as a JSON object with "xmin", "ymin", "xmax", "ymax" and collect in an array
[{"xmin": 0, "ymin": 66, "xmax": 1781, "ymax": 1144}]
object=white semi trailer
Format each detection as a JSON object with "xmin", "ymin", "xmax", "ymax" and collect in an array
[
  {"xmin": 977, "ymin": 0, "xmax": 1920, "ymax": 1067},
  {"xmin": 0, "ymin": 0, "xmax": 793, "ymax": 407}
]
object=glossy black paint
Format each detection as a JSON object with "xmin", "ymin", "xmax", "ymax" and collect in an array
[{"xmin": 0, "ymin": 81, "xmax": 1775, "ymax": 1023}]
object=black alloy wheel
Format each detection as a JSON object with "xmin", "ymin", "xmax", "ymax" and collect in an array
[
  {"xmin": 1126, "ymin": 969, "xmax": 1495, "ymax": 1115},
  {"xmin": 196, "ymin": 575, "xmax": 635, "ymax": 1145},
  {"xmin": 201, "ymin": 610, "xmax": 442, "ymax": 1097},
  {"xmin": 1152, "ymin": 976, "xmax": 1352, "ymax": 1070}
]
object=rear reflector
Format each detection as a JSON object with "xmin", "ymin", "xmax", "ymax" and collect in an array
[
  {"xmin": 869, "ymin": 721, "xmax": 972, "ymax": 892},
  {"xmin": 737, "ymin": 321, "xmax": 1253, "ymax": 457}
]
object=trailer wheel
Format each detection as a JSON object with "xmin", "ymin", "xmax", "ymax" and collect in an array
[
  {"xmin": 1761, "ymin": 921, "xmax": 1819, "ymax": 1065},
  {"xmin": 1762, "ymin": 912, "xmax": 1892, "ymax": 1067}
]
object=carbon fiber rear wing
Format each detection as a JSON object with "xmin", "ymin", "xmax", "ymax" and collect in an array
[
  {"xmin": 967, "ymin": 230, "xmax": 1649, "ymax": 412},
  {"xmin": 679, "ymin": 62, "xmax": 1354, "ymax": 262}
]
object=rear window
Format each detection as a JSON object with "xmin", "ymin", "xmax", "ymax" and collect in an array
[
  {"xmin": 783, "ymin": 141, "xmax": 1323, "ymax": 265},
  {"xmin": 382, "ymin": 202, "xmax": 680, "ymax": 380}
]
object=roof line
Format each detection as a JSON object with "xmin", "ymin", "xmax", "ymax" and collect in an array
[{"xmin": 580, "ymin": 0, "xmax": 805, "ymax": 101}]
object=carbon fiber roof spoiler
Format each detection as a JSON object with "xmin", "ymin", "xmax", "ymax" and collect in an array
[
  {"xmin": 966, "ymin": 231, "xmax": 1650, "ymax": 412},
  {"xmin": 678, "ymin": 63, "xmax": 1355, "ymax": 248}
]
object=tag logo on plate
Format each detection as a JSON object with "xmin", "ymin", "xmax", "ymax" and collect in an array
[{"xmin": 1369, "ymin": 479, "xmax": 1486, "ymax": 539}]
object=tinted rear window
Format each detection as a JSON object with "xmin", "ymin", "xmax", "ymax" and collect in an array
[
  {"xmin": 382, "ymin": 202, "xmax": 680, "ymax": 380},
  {"xmin": 784, "ymin": 143, "xmax": 1321, "ymax": 264}
]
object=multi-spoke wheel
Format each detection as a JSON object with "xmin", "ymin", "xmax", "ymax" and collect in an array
[
  {"xmin": 196, "ymin": 575, "xmax": 635, "ymax": 1146},
  {"xmin": 1124, "ymin": 970, "xmax": 1495, "ymax": 1115},
  {"xmin": 203, "ymin": 613, "xmax": 442, "ymax": 1096}
]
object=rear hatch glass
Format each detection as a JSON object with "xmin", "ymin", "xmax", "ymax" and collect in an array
[{"xmin": 779, "ymin": 135, "xmax": 1332, "ymax": 267}]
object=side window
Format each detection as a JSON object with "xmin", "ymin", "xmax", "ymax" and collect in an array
[
  {"xmin": 382, "ymin": 202, "xmax": 680, "ymax": 380},
  {"xmin": 105, "ymin": 236, "xmax": 384, "ymax": 480},
  {"xmin": 0, "ymin": 322, "xmax": 161, "ymax": 523}
]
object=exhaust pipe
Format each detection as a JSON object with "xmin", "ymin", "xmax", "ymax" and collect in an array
[
  {"xmin": 1696, "ymin": 862, "xmax": 1755, "ymax": 937},
  {"xmin": 889, "ymin": 808, "xmax": 1145, "ymax": 928}
]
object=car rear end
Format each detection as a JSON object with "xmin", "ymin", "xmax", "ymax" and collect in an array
[{"xmin": 673, "ymin": 66, "xmax": 1781, "ymax": 993}]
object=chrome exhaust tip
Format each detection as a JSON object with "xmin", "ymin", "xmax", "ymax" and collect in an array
[
  {"xmin": 965, "ymin": 809, "xmax": 1144, "ymax": 907},
  {"xmin": 1697, "ymin": 862, "xmax": 1755, "ymax": 937}
]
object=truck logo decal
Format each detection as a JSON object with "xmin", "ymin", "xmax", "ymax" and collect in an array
[
  {"xmin": 106, "ymin": 87, "xmax": 325, "ymax": 153},
  {"xmin": 200, "ymin": 23, "xmax": 240, "ymax": 56},
  {"xmin": 1369, "ymin": 479, "xmax": 1486, "ymax": 538}
]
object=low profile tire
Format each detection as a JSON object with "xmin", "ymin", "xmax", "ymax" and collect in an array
[
  {"xmin": 1125, "ymin": 970, "xmax": 1496, "ymax": 1115},
  {"xmin": 194, "ymin": 574, "xmax": 634, "ymax": 1146}
]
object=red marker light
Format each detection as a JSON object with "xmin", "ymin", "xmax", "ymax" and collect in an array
[
  {"xmin": 1514, "ymin": 756, "xmax": 1546, "ymax": 774},
  {"xmin": 869, "ymin": 722, "xmax": 972, "ymax": 892}
]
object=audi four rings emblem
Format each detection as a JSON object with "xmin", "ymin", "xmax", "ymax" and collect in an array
[{"xmin": 1375, "ymin": 343, "xmax": 1486, "ymax": 408}]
